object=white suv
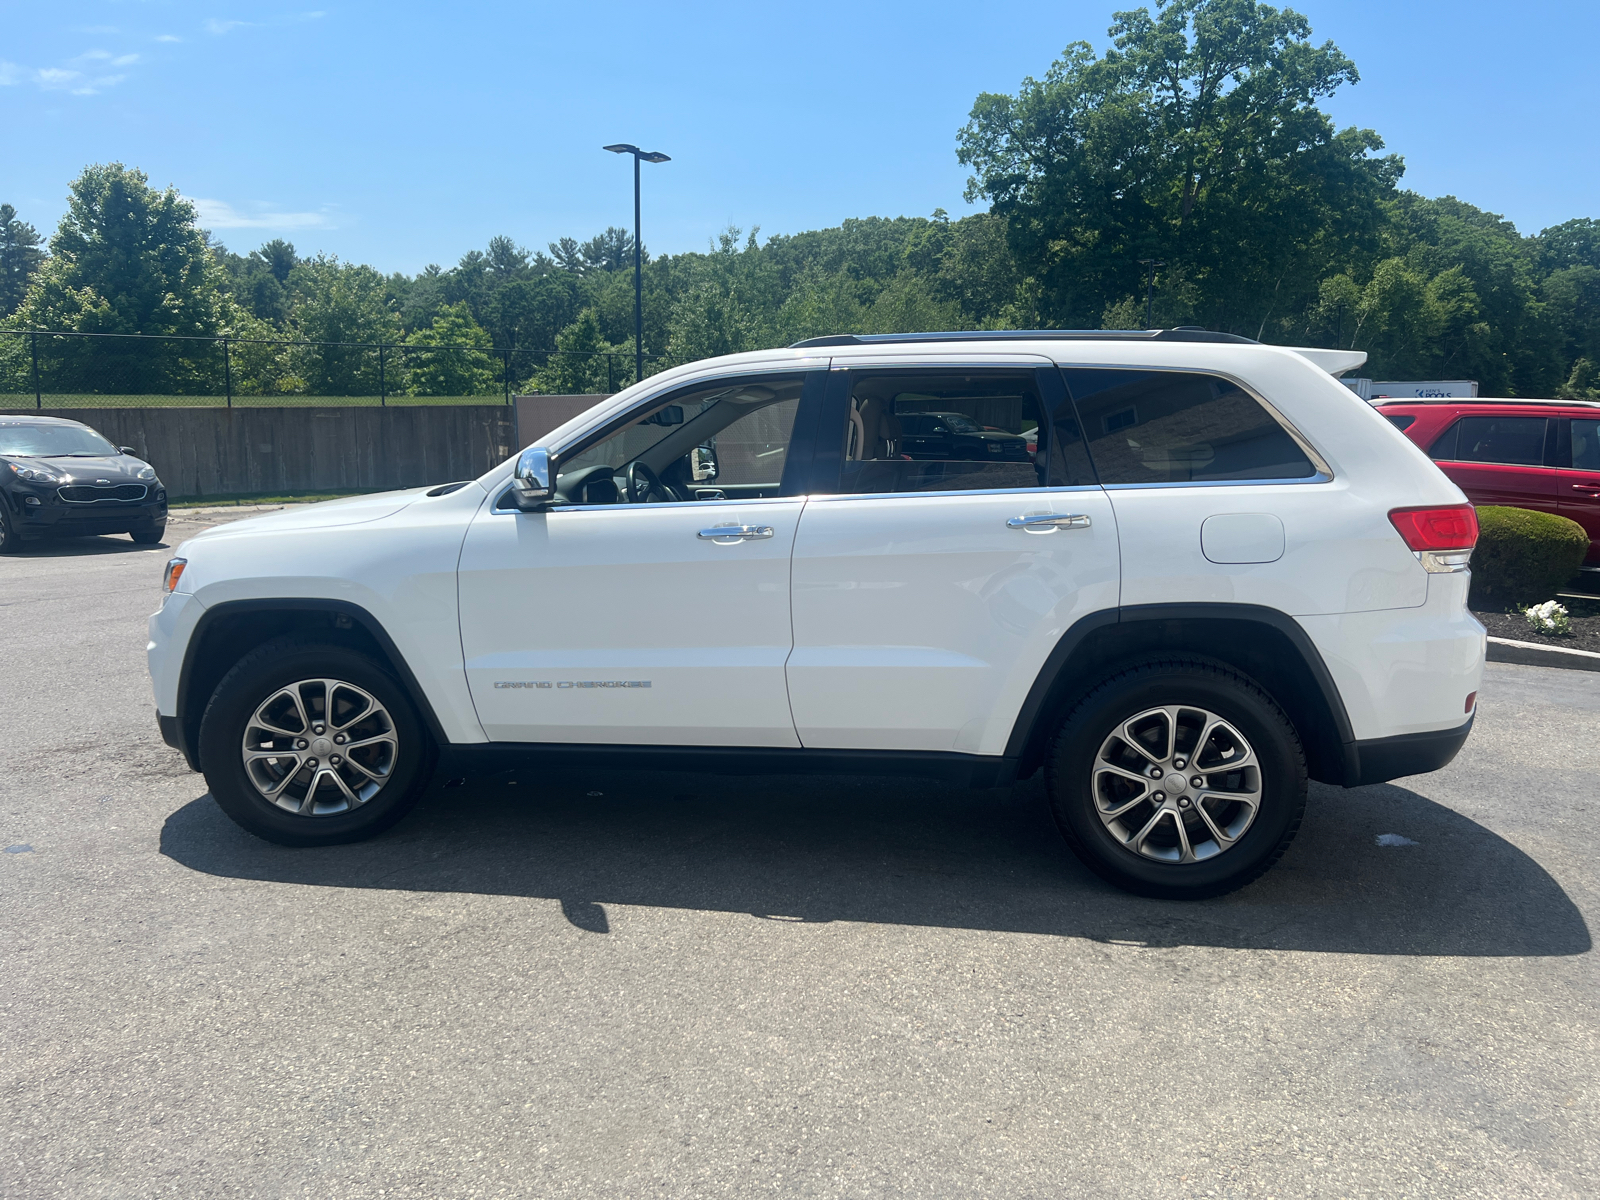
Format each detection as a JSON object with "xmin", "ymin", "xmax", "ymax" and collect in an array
[{"xmin": 147, "ymin": 331, "xmax": 1485, "ymax": 898}]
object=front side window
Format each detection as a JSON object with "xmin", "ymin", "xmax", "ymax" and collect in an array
[
  {"xmin": 1570, "ymin": 419, "xmax": 1600, "ymax": 471},
  {"xmin": 1064, "ymin": 369, "xmax": 1317, "ymax": 485},
  {"xmin": 554, "ymin": 375, "xmax": 804, "ymax": 504},
  {"xmin": 1431, "ymin": 416, "xmax": 1548, "ymax": 466},
  {"xmin": 836, "ymin": 371, "xmax": 1055, "ymax": 494}
]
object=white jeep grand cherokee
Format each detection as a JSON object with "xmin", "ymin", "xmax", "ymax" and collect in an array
[{"xmin": 148, "ymin": 330, "xmax": 1485, "ymax": 898}]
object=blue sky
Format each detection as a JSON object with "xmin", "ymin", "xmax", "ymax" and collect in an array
[{"xmin": 5, "ymin": 1, "xmax": 1597, "ymax": 274}]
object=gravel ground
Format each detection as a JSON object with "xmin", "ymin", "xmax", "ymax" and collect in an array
[{"xmin": 1, "ymin": 513, "xmax": 1597, "ymax": 1199}]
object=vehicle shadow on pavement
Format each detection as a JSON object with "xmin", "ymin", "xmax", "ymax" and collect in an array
[
  {"xmin": 160, "ymin": 773, "xmax": 1590, "ymax": 957},
  {"xmin": 7, "ymin": 536, "xmax": 167, "ymax": 557}
]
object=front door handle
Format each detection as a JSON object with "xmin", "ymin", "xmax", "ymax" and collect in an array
[
  {"xmin": 1006, "ymin": 513, "xmax": 1092, "ymax": 531},
  {"xmin": 1572, "ymin": 483, "xmax": 1600, "ymax": 494},
  {"xmin": 698, "ymin": 524, "xmax": 775, "ymax": 542}
]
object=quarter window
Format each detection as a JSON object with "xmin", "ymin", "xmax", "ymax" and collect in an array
[
  {"xmin": 1430, "ymin": 416, "xmax": 1548, "ymax": 466},
  {"xmin": 1063, "ymin": 369, "xmax": 1317, "ymax": 485}
]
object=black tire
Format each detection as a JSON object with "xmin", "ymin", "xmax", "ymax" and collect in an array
[
  {"xmin": 1045, "ymin": 658, "xmax": 1307, "ymax": 899},
  {"xmin": 130, "ymin": 521, "xmax": 166, "ymax": 545},
  {"xmin": 0, "ymin": 504, "xmax": 31, "ymax": 553},
  {"xmin": 198, "ymin": 637, "xmax": 434, "ymax": 846}
]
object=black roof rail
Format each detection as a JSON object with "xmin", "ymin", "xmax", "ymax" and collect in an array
[{"xmin": 790, "ymin": 328, "xmax": 1260, "ymax": 349}]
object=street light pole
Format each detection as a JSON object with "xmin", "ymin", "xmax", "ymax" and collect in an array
[
  {"xmin": 603, "ymin": 143, "xmax": 671, "ymax": 387},
  {"xmin": 1138, "ymin": 259, "xmax": 1165, "ymax": 330}
]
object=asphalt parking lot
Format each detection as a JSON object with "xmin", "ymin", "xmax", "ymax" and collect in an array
[{"xmin": 2, "ymin": 510, "xmax": 1597, "ymax": 1199}]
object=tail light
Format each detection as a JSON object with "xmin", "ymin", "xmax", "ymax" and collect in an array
[{"xmin": 1389, "ymin": 505, "xmax": 1477, "ymax": 573}]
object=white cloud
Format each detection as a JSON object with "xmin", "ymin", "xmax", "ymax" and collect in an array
[
  {"xmin": 190, "ymin": 198, "xmax": 334, "ymax": 231},
  {"xmin": 113, "ymin": 54, "xmax": 139, "ymax": 66},
  {"xmin": 155, "ymin": 34, "xmax": 182, "ymax": 43},
  {"xmin": 204, "ymin": 19, "xmax": 253, "ymax": 35},
  {"xmin": 0, "ymin": 61, "xmax": 20, "ymax": 86},
  {"xmin": 72, "ymin": 75, "xmax": 126, "ymax": 96},
  {"xmin": 35, "ymin": 68, "xmax": 81, "ymax": 88}
]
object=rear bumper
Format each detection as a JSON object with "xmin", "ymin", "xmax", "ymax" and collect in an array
[{"xmin": 1350, "ymin": 715, "xmax": 1474, "ymax": 787}]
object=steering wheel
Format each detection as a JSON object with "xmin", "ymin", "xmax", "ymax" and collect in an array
[{"xmin": 623, "ymin": 459, "xmax": 670, "ymax": 504}]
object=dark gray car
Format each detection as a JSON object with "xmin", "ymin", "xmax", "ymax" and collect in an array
[{"xmin": 0, "ymin": 416, "xmax": 168, "ymax": 551}]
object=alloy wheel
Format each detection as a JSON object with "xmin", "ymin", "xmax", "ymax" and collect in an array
[
  {"xmin": 1090, "ymin": 704, "xmax": 1262, "ymax": 863},
  {"xmin": 240, "ymin": 678, "xmax": 398, "ymax": 816}
]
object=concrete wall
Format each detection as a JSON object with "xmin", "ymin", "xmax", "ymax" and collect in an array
[
  {"xmin": 1, "ymin": 406, "xmax": 517, "ymax": 499},
  {"xmin": 514, "ymin": 394, "xmax": 612, "ymax": 452}
]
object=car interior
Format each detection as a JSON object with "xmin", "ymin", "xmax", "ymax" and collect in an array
[{"xmin": 550, "ymin": 377, "xmax": 804, "ymax": 505}]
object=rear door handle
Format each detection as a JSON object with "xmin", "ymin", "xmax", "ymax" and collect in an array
[
  {"xmin": 1572, "ymin": 483, "xmax": 1600, "ymax": 494},
  {"xmin": 698, "ymin": 524, "xmax": 775, "ymax": 542},
  {"xmin": 1006, "ymin": 513, "xmax": 1092, "ymax": 530}
]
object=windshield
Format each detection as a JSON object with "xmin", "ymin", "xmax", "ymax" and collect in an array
[{"xmin": 0, "ymin": 423, "xmax": 119, "ymax": 457}]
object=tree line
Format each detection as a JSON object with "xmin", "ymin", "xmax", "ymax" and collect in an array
[{"xmin": 4, "ymin": 0, "xmax": 1599, "ymax": 399}]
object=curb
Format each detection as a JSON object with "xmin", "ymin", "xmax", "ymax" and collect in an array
[{"xmin": 1487, "ymin": 636, "xmax": 1600, "ymax": 673}]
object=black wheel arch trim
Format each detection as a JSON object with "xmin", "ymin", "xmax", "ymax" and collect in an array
[
  {"xmin": 173, "ymin": 597, "xmax": 451, "ymax": 772},
  {"xmin": 1004, "ymin": 602, "xmax": 1365, "ymax": 786}
]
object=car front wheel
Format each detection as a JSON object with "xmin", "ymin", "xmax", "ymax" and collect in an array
[
  {"xmin": 1045, "ymin": 658, "xmax": 1307, "ymax": 899},
  {"xmin": 198, "ymin": 638, "xmax": 433, "ymax": 846}
]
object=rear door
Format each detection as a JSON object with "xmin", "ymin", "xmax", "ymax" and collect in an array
[
  {"xmin": 785, "ymin": 357, "xmax": 1119, "ymax": 755},
  {"xmin": 1426, "ymin": 413, "xmax": 1559, "ymax": 514},
  {"xmin": 1558, "ymin": 416, "xmax": 1600, "ymax": 565}
]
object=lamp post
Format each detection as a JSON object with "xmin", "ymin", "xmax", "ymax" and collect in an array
[
  {"xmin": 1138, "ymin": 259, "xmax": 1165, "ymax": 330},
  {"xmin": 603, "ymin": 143, "xmax": 671, "ymax": 388}
]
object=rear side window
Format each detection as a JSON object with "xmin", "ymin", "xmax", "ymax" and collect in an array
[
  {"xmin": 1431, "ymin": 416, "xmax": 1548, "ymax": 465},
  {"xmin": 1063, "ymin": 369, "xmax": 1317, "ymax": 485},
  {"xmin": 1384, "ymin": 414, "xmax": 1416, "ymax": 432},
  {"xmin": 1573, "ymin": 419, "xmax": 1600, "ymax": 471}
]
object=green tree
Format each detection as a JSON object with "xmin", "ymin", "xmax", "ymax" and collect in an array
[
  {"xmin": 957, "ymin": 0, "xmax": 1397, "ymax": 332},
  {"xmin": 0, "ymin": 204, "xmax": 46, "ymax": 317},
  {"xmin": 525, "ymin": 308, "xmax": 622, "ymax": 394},
  {"xmin": 284, "ymin": 255, "xmax": 401, "ymax": 395},
  {"xmin": 405, "ymin": 301, "xmax": 497, "ymax": 396},
  {"xmin": 13, "ymin": 164, "xmax": 242, "ymax": 393}
]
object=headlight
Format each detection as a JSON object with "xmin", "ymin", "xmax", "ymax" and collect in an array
[
  {"xmin": 136, "ymin": 465, "xmax": 157, "ymax": 481},
  {"xmin": 6, "ymin": 462, "xmax": 60, "ymax": 484}
]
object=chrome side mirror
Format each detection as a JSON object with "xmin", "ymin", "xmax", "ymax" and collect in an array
[{"xmin": 510, "ymin": 446, "xmax": 553, "ymax": 511}]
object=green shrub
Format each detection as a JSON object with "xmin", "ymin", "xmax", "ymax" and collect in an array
[{"xmin": 1468, "ymin": 506, "xmax": 1590, "ymax": 608}]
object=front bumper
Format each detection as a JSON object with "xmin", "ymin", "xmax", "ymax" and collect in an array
[{"xmin": 6, "ymin": 485, "xmax": 167, "ymax": 536}]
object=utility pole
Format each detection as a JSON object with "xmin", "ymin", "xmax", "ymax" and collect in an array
[
  {"xmin": 1138, "ymin": 259, "xmax": 1165, "ymax": 330},
  {"xmin": 603, "ymin": 144, "xmax": 671, "ymax": 387}
]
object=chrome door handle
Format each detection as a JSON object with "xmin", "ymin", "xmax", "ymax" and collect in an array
[
  {"xmin": 1006, "ymin": 513, "xmax": 1092, "ymax": 530},
  {"xmin": 698, "ymin": 524, "xmax": 775, "ymax": 542}
]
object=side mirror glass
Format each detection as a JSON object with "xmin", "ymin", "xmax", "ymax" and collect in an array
[
  {"xmin": 692, "ymin": 443, "xmax": 719, "ymax": 481},
  {"xmin": 510, "ymin": 446, "xmax": 553, "ymax": 511},
  {"xmin": 119, "ymin": 446, "xmax": 139, "ymax": 456}
]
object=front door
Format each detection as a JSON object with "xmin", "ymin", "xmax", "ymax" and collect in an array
[
  {"xmin": 786, "ymin": 360, "xmax": 1120, "ymax": 755},
  {"xmin": 458, "ymin": 371, "xmax": 817, "ymax": 746},
  {"xmin": 1558, "ymin": 416, "xmax": 1600, "ymax": 566}
]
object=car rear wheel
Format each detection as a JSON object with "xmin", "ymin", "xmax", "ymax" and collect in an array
[
  {"xmin": 198, "ymin": 638, "xmax": 434, "ymax": 846},
  {"xmin": 1045, "ymin": 658, "xmax": 1307, "ymax": 899}
]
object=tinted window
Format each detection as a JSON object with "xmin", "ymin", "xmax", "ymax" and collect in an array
[
  {"xmin": 1435, "ymin": 416, "xmax": 1548, "ymax": 466},
  {"xmin": 1385, "ymin": 414, "xmax": 1416, "ymax": 432},
  {"xmin": 1573, "ymin": 419, "xmax": 1600, "ymax": 472},
  {"xmin": 837, "ymin": 371, "xmax": 1057, "ymax": 494},
  {"xmin": 1064, "ymin": 370, "xmax": 1316, "ymax": 485}
]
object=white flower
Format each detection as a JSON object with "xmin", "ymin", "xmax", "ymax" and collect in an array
[{"xmin": 1524, "ymin": 601, "xmax": 1571, "ymax": 636}]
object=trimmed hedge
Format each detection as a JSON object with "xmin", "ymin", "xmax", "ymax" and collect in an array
[{"xmin": 1468, "ymin": 506, "xmax": 1589, "ymax": 608}]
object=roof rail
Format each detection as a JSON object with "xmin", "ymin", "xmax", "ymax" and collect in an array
[
  {"xmin": 790, "ymin": 328, "xmax": 1260, "ymax": 349},
  {"xmin": 1373, "ymin": 397, "xmax": 1600, "ymax": 409}
]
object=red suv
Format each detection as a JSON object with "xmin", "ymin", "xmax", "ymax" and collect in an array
[{"xmin": 1376, "ymin": 399, "xmax": 1600, "ymax": 569}]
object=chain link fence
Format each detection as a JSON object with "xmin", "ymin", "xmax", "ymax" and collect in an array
[{"xmin": 0, "ymin": 330, "xmax": 681, "ymax": 408}]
